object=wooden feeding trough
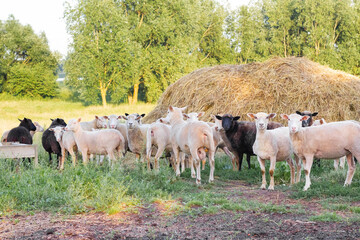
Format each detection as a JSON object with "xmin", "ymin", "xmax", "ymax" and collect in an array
[{"xmin": 0, "ymin": 142, "xmax": 38, "ymax": 166}]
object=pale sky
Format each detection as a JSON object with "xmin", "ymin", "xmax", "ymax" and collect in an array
[{"xmin": 0, "ymin": 0, "xmax": 250, "ymax": 59}]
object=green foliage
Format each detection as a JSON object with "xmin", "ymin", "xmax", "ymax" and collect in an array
[
  {"xmin": 0, "ymin": 16, "xmax": 59, "ymax": 98},
  {"xmin": 309, "ymin": 212, "xmax": 343, "ymax": 222}
]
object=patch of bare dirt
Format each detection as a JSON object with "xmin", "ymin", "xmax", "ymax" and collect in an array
[{"xmin": 1, "ymin": 181, "xmax": 359, "ymax": 240}]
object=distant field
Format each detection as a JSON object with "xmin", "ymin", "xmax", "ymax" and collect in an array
[{"xmin": 0, "ymin": 98, "xmax": 156, "ymax": 136}]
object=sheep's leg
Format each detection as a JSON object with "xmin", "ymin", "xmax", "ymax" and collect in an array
[
  {"xmin": 339, "ymin": 156, "xmax": 346, "ymax": 169},
  {"xmin": 59, "ymin": 147, "xmax": 66, "ymax": 170},
  {"xmin": 172, "ymin": 145, "xmax": 181, "ymax": 176},
  {"xmin": 208, "ymin": 149, "xmax": 215, "ymax": 183},
  {"xmin": 334, "ymin": 158, "xmax": 339, "ymax": 170},
  {"xmin": 344, "ymin": 153, "xmax": 356, "ymax": 186},
  {"xmin": 189, "ymin": 155, "xmax": 196, "ymax": 178},
  {"xmin": 222, "ymin": 146, "xmax": 236, "ymax": 170},
  {"xmin": 69, "ymin": 147, "xmax": 77, "ymax": 167},
  {"xmin": 179, "ymin": 152, "xmax": 186, "ymax": 173},
  {"xmin": 258, "ymin": 157, "xmax": 266, "ymax": 189},
  {"xmin": 286, "ymin": 157, "xmax": 295, "ymax": 185},
  {"xmin": 294, "ymin": 154, "xmax": 301, "ymax": 183},
  {"xmin": 246, "ymin": 154, "xmax": 251, "ymax": 169},
  {"xmin": 303, "ymin": 155, "xmax": 314, "ymax": 191},
  {"xmin": 268, "ymin": 157, "xmax": 276, "ymax": 190},
  {"xmin": 82, "ymin": 150, "xmax": 89, "ymax": 165},
  {"xmin": 238, "ymin": 153, "xmax": 243, "ymax": 171},
  {"xmin": 154, "ymin": 145, "xmax": 166, "ymax": 171}
]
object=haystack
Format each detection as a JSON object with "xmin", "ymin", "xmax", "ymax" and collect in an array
[{"xmin": 143, "ymin": 57, "xmax": 360, "ymax": 123}]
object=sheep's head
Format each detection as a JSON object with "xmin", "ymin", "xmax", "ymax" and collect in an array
[
  {"xmin": 65, "ymin": 118, "xmax": 81, "ymax": 132},
  {"xmin": 95, "ymin": 116, "xmax": 108, "ymax": 129},
  {"xmin": 247, "ymin": 112, "xmax": 276, "ymax": 131},
  {"xmin": 295, "ymin": 111, "xmax": 318, "ymax": 127},
  {"xmin": 215, "ymin": 114, "xmax": 240, "ymax": 131},
  {"xmin": 281, "ymin": 113, "xmax": 309, "ymax": 134},
  {"xmin": 107, "ymin": 114, "xmax": 120, "ymax": 129},
  {"xmin": 49, "ymin": 126, "xmax": 65, "ymax": 142},
  {"xmin": 50, "ymin": 118, "xmax": 67, "ymax": 127},
  {"xmin": 183, "ymin": 112, "xmax": 204, "ymax": 122},
  {"xmin": 19, "ymin": 118, "xmax": 37, "ymax": 131},
  {"xmin": 122, "ymin": 113, "xmax": 145, "ymax": 129}
]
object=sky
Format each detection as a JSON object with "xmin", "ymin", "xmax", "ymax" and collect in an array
[{"xmin": 0, "ymin": 0, "xmax": 250, "ymax": 59}]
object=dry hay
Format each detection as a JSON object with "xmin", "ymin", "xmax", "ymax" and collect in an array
[{"xmin": 143, "ymin": 57, "xmax": 360, "ymax": 124}]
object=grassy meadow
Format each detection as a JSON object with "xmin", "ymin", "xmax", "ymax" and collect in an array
[{"xmin": 0, "ymin": 97, "xmax": 360, "ymax": 224}]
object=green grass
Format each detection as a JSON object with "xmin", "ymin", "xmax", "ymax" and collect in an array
[{"xmin": 309, "ymin": 212, "xmax": 344, "ymax": 222}]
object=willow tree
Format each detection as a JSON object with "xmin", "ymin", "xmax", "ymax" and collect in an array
[{"xmin": 64, "ymin": 0, "xmax": 138, "ymax": 106}]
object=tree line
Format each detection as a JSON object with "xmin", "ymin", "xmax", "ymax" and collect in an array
[{"xmin": 1, "ymin": 0, "xmax": 360, "ymax": 106}]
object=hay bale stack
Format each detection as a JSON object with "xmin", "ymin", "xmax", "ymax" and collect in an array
[{"xmin": 143, "ymin": 57, "xmax": 360, "ymax": 123}]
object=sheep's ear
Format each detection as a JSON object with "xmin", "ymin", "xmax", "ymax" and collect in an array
[
  {"xmin": 180, "ymin": 106, "xmax": 187, "ymax": 112},
  {"xmin": 295, "ymin": 111, "xmax": 303, "ymax": 116},
  {"xmin": 50, "ymin": 118, "xmax": 54, "ymax": 121},
  {"xmin": 125, "ymin": 113, "xmax": 129, "ymax": 116},
  {"xmin": 95, "ymin": 116, "xmax": 99, "ymax": 119},
  {"xmin": 18, "ymin": 118, "xmax": 22, "ymax": 122},
  {"xmin": 183, "ymin": 113, "xmax": 190, "ymax": 119},
  {"xmin": 122, "ymin": 115, "xmax": 128, "ymax": 120},
  {"xmin": 169, "ymin": 106, "xmax": 174, "ymax": 112},
  {"xmin": 268, "ymin": 113, "xmax": 276, "ymax": 119},
  {"xmin": 215, "ymin": 126, "xmax": 219, "ymax": 131},
  {"xmin": 280, "ymin": 114, "xmax": 289, "ymax": 121},
  {"xmin": 141, "ymin": 113, "xmax": 145, "ymax": 118},
  {"xmin": 312, "ymin": 112, "xmax": 318, "ymax": 117},
  {"xmin": 198, "ymin": 112, "xmax": 205, "ymax": 118},
  {"xmin": 77, "ymin": 118, "xmax": 82, "ymax": 122},
  {"xmin": 215, "ymin": 115, "xmax": 222, "ymax": 120},
  {"xmin": 233, "ymin": 116, "xmax": 240, "ymax": 121},
  {"xmin": 117, "ymin": 115, "xmax": 123, "ymax": 120},
  {"xmin": 247, "ymin": 113, "xmax": 256, "ymax": 119},
  {"xmin": 300, "ymin": 115, "xmax": 310, "ymax": 121},
  {"xmin": 103, "ymin": 116, "xmax": 109, "ymax": 120},
  {"xmin": 135, "ymin": 115, "xmax": 142, "ymax": 121},
  {"xmin": 320, "ymin": 119, "xmax": 325, "ymax": 125}
]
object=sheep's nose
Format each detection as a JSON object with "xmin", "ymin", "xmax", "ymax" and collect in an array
[
  {"xmin": 291, "ymin": 127, "xmax": 296, "ymax": 131},
  {"xmin": 111, "ymin": 125, "xmax": 115, "ymax": 128}
]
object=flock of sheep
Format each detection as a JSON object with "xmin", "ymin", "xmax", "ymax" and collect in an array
[{"xmin": 2, "ymin": 107, "xmax": 358, "ymax": 191}]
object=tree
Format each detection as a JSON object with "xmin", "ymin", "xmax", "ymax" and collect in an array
[
  {"xmin": 0, "ymin": 15, "xmax": 59, "ymax": 97},
  {"xmin": 65, "ymin": 0, "xmax": 139, "ymax": 107}
]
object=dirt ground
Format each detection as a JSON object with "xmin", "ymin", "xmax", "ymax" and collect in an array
[{"xmin": 1, "ymin": 181, "xmax": 359, "ymax": 240}]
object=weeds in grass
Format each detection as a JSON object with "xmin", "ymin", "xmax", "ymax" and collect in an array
[{"xmin": 309, "ymin": 212, "xmax": 344, "ymax": 222}]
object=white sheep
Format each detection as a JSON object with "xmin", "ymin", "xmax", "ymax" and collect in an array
[
  {"xmin": 146, "ymin": 119, "xmax": 173, "ymax": 170},
  {"xmin": 247, "ymin": 112, "xmax": 300, "ymax": 190},
  {"xmin": 164, "ymin": 106, "xmax": 215, "ymax": 185},
  {"xmin": 311, "ymin": 118, "xmax": 346, "ymax": 170},
  {"xmin": 107, "ymin": 114, "xmax": 129, "ymax": 155},
  {"xmin": 122, "ymin": 113, "xmax": 150, "ymax": 163},
  {"xmin": 281, "ymin": 113, "xmax": 358, "ymax": 191},
  {"xmin": 49, "ymin": 126, "xmax": 77, "ymax": 170},
  {"xmin": 65, "ymin": 118, "xmax": 125, "ymax": 166}
]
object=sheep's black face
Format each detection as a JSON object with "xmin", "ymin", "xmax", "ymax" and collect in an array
[
  {"xmin": 19, "ymin": 118, "xmax": 36, "ymax": 131},
  {"xmin": 51, "ymin": 118, "xmax": 67, "ymax": 127},
  {"xmin": 222, "ymin": 116, "xmax": 233, "ymax": 131}
]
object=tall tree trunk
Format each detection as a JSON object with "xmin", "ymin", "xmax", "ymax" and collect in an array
[
  {"xmin": 100, "ymin": 85, "xmax": 107, "ymax": 107},
  {"xmin": 132, "ymin": 83, "xmax": 139, "ymax": 105}
]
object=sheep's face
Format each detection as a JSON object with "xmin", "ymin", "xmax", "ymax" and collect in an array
[
  {"xmin": 65, "ymin": 118, "xmax": 81, "ymax": 132},
  {"xmin": 95, "ymin": 116, "xmax": 108, "ymax": 129},
  {"xmin": 295, "ymin": 111, "xmax": 318, "ymax": 127},
  {"xmin": 216, "ymin": 114, "xmax": 240, "ymax": 131},
  {"xmin": 49, "ymin": 126, "xmax": 65, "ymax": 142},
  {"xmin": 123, "ymin": 113, "xmax": 144, "ymax": 129},
  {"xmin": 247, "ymin": 112, "xmax": 276, "ymax": 131},
  {"xmin": 107, "ymin": 115, "xmax": 119, "ymax": 129},
  {"xmin": 19, "ymin": 118, "xmax": 37, "ymax": 131},
  {"xmin": 212, "ymin": 115, "xmax": 223, "ymax": 131},
  {"xmin": 281, "ymin": 114, "xmax": 309, "ymax": 134}
]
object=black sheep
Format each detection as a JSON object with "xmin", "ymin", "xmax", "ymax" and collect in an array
[
  {"xmin": 7, "ymin": 118, "xmax": 37, "ymax": 144},
  {"xmin": 42, "ymin": 118, "xmax": 67, "ymax": 164},
  {"xmin": 215, "ymin": 114, "xmax": 283, "ymax": 171}
]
